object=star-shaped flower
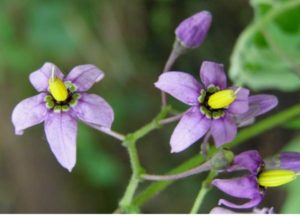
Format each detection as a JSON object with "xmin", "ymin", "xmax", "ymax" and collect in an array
[
  {"xmin": 155, "ymin": 61, "xmax": 278, "ymax": 152},
  {"xmin": 12, "ymin": 62, "xmax": 114, "ymax": 171}
]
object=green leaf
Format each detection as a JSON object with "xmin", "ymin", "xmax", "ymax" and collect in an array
[
  {"xmin": 229, "ymin": 0, "xmax": 300, "ymax": 92},
  {"xmin": 281, "ymin": 137, "xmax": 300, "ymax": 213}
]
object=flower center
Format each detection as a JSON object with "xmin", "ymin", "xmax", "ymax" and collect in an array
[
  {"xmin": 197, "ymin": 85, "xmax": 239, "ymax": 119},
  {"xmin": 45, "ymin": 80, "xmax": 80, "ymax": 113},
  {"xmin": 48, "ymin": 77, "xmax": 68, "ymax": 102},
  {"xmin": 258, "ymin": 169, "xmax": 297, "ymax": 188},
  {"xmin": 208, "ymin": 89, "xmax": 236, "ymax": 109}
]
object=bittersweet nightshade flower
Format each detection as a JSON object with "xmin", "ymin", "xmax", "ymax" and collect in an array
[
  {"xmin": 175, "ymin": 11, "xmax": 212, "ymax": 49},
  {"xmin": 212, "ymin": 150, "xmax": 298, "ymax": 209},
  {"xmin": 12, "ymin": 62, "xmax": 114, "ymax": 172},
  {"xmin": 154, "ymin": 61, "xmax": 277, "ymax": 152}
]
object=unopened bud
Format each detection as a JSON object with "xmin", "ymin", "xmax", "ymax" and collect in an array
[
  {"xmin": 175, "ymin": 11, "xmax": 212, "ymax": 49},
  {"xmin": 211, "ymin": 149, "xmax": 234, "ymax": 170}
]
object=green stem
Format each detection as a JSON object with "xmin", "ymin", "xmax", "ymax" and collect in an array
[
  {"xmin": 118, "ymin": 106, "xmax": 172, "ymax": 212},
  {"xmin": 132, "ymin": 103, "xmax": 300, "ymax": 208},
  {"xmin": 190, "ymin": 170, "xmax": 217, "ymax": 214}
]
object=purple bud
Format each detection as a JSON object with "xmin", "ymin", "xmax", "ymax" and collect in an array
[
  {"xmin": 175, "ymin": 11, "xmax": 212, "ymax": 48},
  {"xmin": 280, "ymin": 152, "xmax": 300, "ymax": 171}
]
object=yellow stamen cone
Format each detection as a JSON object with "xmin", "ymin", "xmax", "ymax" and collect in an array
[
  {"xmin": 208, "ymin": 89, "xmax": 236, "ymax": 109},
  {"xmin": 258, "ymin": 169, "xmax": 296, "ymax": 188},
  {"xmin": 49, "ymin": 78, "xmax": 68, "ymax": 102}
]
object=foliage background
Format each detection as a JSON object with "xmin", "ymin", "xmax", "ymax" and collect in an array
[{"xmin": 0, "ymin": 0, "xmax": 299, "ymax": 213}]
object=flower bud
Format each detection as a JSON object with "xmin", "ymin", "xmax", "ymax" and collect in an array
[
  {"xmin": 175, "ymin": 11, "xmax": 212, "ymax": 49},
  {"xmin": 211, "ymin": 149, "xmax": 234, "ymax": 170},
  {"xmin": 258, "ymin": 169, "xmax": 296, "ymax": 188},
  {"xmin": 49, "ymin": 77, "xmax": 68, "ymax": 102},
  {"xmin": 208, "ymin": 89, "xmax": 236, "ymax": 109}
]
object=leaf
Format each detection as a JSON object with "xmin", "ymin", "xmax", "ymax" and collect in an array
[
  {"xmin": 229, "ymin": 0, "xmax": 300, "ymax": 92},
  {"xmin": 281, "ymin": 138, "xmax": 300, "ymax": 213}
]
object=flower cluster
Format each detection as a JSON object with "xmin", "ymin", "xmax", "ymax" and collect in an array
[{"xmin": 10, "ymin": 8, "xmax": 300, "ymax": 213}]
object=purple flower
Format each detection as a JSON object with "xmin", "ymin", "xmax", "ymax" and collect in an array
[
  {"xmin": 212, "ymin": 150, "xmax": 298, "ymax": 209},
  {"xmin": 154, "ymin": 61, "xmax": 277, "ymax": 152},
  {"xmin": 12, "ymin": 62, "xmax": 114, "ymax": 171},
  {"xmin": 279, "ymin": 152, "xmax": 300, "ymax": 171},
  {"xmin": 212, "ymin": 150, "xmax": 265, "ymax": 209},
  {"xmin": 175, "ymin": 11, "xmax": 212, "ymax": 48}
]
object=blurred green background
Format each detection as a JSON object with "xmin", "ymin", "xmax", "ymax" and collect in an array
[{"xmin": 0, "ymin": 0, "xmax": 299, "ymax": 213}]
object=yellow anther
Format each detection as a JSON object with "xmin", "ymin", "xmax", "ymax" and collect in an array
[
  {"xmin": 258, "ymin": 169, "xmax": 296, "ymax": 188},
  {"xmin": 208, "ymin": 89, "xmax": 236, "ymax": 109},
  {"xmin": 48, "ymin": 71, "xmax": 68, "ymax": 102}
]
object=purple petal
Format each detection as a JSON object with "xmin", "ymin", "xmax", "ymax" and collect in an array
[
  {"xmin": 213, "ymin": 176, "xmax": 263, "ymax": 209},
  {"xmin": 235, "ymin": 95, "xmax": 278, "ymax": 125},
  {"xmin": 175, "ymin": 11, "xmax": 212, "ymax": 48},
  {"xmin": 280, "ymin": 152, "xmax": 300, "ymax": 171},
  {"xmin": 170, "ymin": 106, "xmax": 210, "ymax": 153},
  {"xmin": 228, "ymin": 87, "xmax": 249, "ymax": 114},
  {"xmin": 66, "ymin": 64, "xmax": 104, "ymax": 91},
  {"xmin": 218, "ymin": 195, "xmax": 263, "ymax": 209},
  {"xmin": 154, "ymin": 72, "xmax": 202, "ymax": 105},
  {"xmin": 29, "ymin": 62, "xmax": 64, "ymax": 92},
  {"xmin": 211, "ymin": 116, "xmax": 237, "ymax": 147},
  {"xmin": 209, "ymin": 207, "xmax": 236, "ymax": 214},
  {"xmin": 200, "ymin": 61, "xmax": 227, "ymax": 89},
  {"xmin": 228, "ymin": 150, "xmax": 263, "ymax": 174},
  {"xmin": 12, "ymin": 93, "xmax": 48, "ymax": 135},
  {"xmin": 44, "ymin": 112, "xmax": 77, "ymax": 172},
  {"xmin": 72, "ymin": 93, "xmax": 114, "ymax": 129}
]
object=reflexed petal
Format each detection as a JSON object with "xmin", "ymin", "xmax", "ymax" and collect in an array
[
  {"xmin": 218, "ymin": 195, "xmax": 263, "ymax": 209},
  {"xmin": 12, "ymin": 93, "xmax": 48, "ymax": 135},
  {"xmin": 228, "ymin": 87, "xmax": 249, "ymax": 114},
  {"xmin": 72, "ymin": 93, "xmax": 114, "ymax": 129},
  {"xmin": 280, "ymin": 152, "xmax": 300, "ymax": 171},
  {"xmin": 213, "ymin": 176, "xmax": 263, "ymax": 209},
  {"xmin": 235, "ymin": 95, "xmax": 278, "ymax": 125},
  {"xmin": 228, "ymin": 150, "xmax": 263, "ymax": 174},
  {"xmin": 66, "ymin": 65, "xmax": 104, "ymax": 91},
  {"xmin": 211, "ymin": 116, "xmax": 237, "ymax": 147},
  {"xmin": 170, "ymin": 106, "xmax": 211, "ymax": 153},
  {"xmin": 44, "ymin": 112, "xmax": 77, "ymax": 172},
  {"xmin": 154, "ymin": 72, "xmax": 202, "ymax": 105},
  {"xmin": 200, "ymin": 61, "xmax": 227, "ymax": 89},
  {"xmin": 29, "ymin": 62, "xmax": 64, "ymax": 92}
]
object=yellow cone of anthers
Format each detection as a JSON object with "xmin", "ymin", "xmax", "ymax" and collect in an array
[
  {"xmin": 49, "ymin": 77, "xmax": 68, "ymax": 102},
  {"xmin": 258, "ymin": 169, "xmax": 297, "ymax": 188},
  {"xmin": 208, "ymin": 89, "xmax": 236, "ymax": 109}
]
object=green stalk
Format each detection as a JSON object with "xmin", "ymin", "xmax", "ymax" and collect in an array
[{"xmin": 190, "ymin": 170, "xmax": 217, "ymax": 214}]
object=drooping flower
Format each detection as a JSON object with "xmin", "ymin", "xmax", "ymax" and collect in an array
[
  {"xmin": 155, "ymin": 61, "xmax": 278, "ymax": 152},
  {"xmin": 212, "ymin": 150, "xmax": 298, "ymax": 209},
  {"xmin": 12, "ymin": 62, "xmax": 114, "ymax": 171},
  {"xmin": 175, "ymin": 11, "xmax": 212, "ymax": 48}
]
